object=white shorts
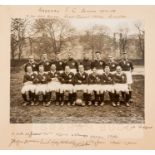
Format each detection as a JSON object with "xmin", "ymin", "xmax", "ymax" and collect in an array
[
  {"xmin": 35, "ymin": 84, "xmax": 49, "ymax": 94},
  {"xmin": 114, "ymin": 83, "xmax": 129, "ymax": 92},
  {"xmin": 60, "ymin": 84, "xmax": 74, "ymax": 93},
  {"xmin": 47, "ymin": 81, "xmax": 61, "ymax": 92},
  {"xmin": 70, "ymin": 69, "xmax": 77, "ymax": 75},
  {"xmin": 88, "ymin": 84, "xmax": 101, "ymax": 93},
  {"xmin": 74, "ymin": 84, "xmax": 88, "ymax": 93},
  {"xmin": 85, "ymin": 70, "xmax": 92, "ymax": 75},
  {"xmin": 21, "ymin": 83, "xmax": 36, "ymax": 94},
  {"xmin": 100, "ymin": 85, "xmax": 114, "ymax": 93},
  {"xmin": 124, "ymin": 71, "xmax": 133, "ymax": 84},
  {"xmin": 97, "ymin": 69, "xmax": 104, "ymax": 75}
]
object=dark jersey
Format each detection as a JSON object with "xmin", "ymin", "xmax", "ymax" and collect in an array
[
  {"xmin": 113, "ymin": 72, "xmax": 127, "ymax": 84},
  {"xmin": 74, "ymin": 72, "xmax": 88, "ymax": 84},
  {"xmin": 48, "ymin": 71, "xmax": 60, "ymax": 82},
  {"xmin": 38, "ymin": 60, "xmax": 51, "ymax": 72},
  {"xmin": 24, "ymin": 62, "xmax": 38, "ymax": 72},
  {"xmin": 101, "ymin": 73, "xmax": 114, "ymax": 84},
  {"xmin": 91, "ymin": 59, "xmax": 106, "ymax": 70},
  {"xmin": 56, "ymin": 60, "xmax": 65, "ymax": 71},
  {"xmin": 119, "ymin": 60, "xmax": 134, "ymax": 71},
  {"xmin": 23, "ymin": 72, "xmax": 37, "ymax": 83},
  {"xmin": 88, "ymin": 73, "xmax": 101, "ymax": 84},
  {"xmin": 66, "ymin": 58, "xmax": 78, "ymax": 70},
  {"xmin": 106, "ymin": 61, "xmax": 117, "ymax": 72},
  {"xmin": 81, "ymin": 59, "xmax": 92, "ymax": 70},
  {"xmin": 34, "ymin": 72, "xmax": 49, "ymax": 84},
  {"xmin": 60, "ymin": 72, "xmax": 74, "ymax": 84}
]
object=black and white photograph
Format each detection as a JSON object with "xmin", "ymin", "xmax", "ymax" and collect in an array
[{"xmin": 10, "ymin": 18, "xmax": 144, "ymax": 123}]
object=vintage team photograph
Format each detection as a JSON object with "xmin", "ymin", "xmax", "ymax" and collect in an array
[{"xmin": 10, "ymin": 18, "xmax": 144, "ymax": 123}]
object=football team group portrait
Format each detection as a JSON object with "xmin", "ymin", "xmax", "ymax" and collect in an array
[{"xmin": 10, "ymin": 18, "xmax": 144, "ymax": 123}]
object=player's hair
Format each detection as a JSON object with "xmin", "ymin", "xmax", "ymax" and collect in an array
[
  {"xmin": 65, "ymin": 65, "xmax": 70, "ymax": 68},
  {"xmin": 51, "ymin": 63, "xmax": 56, "ymax": 67},
  {"xmin": 105, "ymin": 65, "xmax": 110, "ymax": 68},
  {"xmin": 38, "ymin": 64, "xmax": 44, "ymax": 68},
  {"xmin": 25, "ymin": 65, "xmax": 32, "ymax": 72},
  {"xmin": 95, "ymin": 51, "xmax": 101, "ymax": 54},
  {"xmin": 116, "ymin": 65, "xmax": 122, "ymax": 69}
]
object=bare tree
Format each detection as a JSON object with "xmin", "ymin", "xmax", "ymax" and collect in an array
[
  {"xmin": 135, "ymin": 22, "xmax": 145, "ymax": 59},
  {"xmin": 118, "ymin": 27, "xmax": 129, "ymax": 55},
  {"xmin": 11, "ymin": 18, "xmax": 28, "ymax": 60},
  {"xmin": 80, "ymin": 25, "xmax": 111, "ymax": 59},
  {"xmin": 33, "ymin": 18, "xmax": 75, "ymax": 58}
]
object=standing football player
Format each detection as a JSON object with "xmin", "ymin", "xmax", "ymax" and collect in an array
[
  {"xmin": 38, "ymin": 53, "xmax": 51, "ymax": 72},
  {"xmin": 66, "ymin": 53, "xmax": 78, "ymax": 75},
  {"xmin": 55, "ymin": 55, "xmax": 65, "ymax": 74},
  {"xmin": 81, "ymin": 53, "xmax": 92, "ymax": 75},
  {"xmin": 24, "ymin": 55, "xmax": 38, "ymax": 73},
  {"xmin": 91, "ymin": 51, "xmax": 106, "ymax": 75},
  {"xmin": 106, "ymin": 55, "xmax": 117, "ymax": 74},
  {"xmin": 119, "ymin": 52, "xmax": 134, "ymax": 103},
  {"xmin": 113, "ymin": 65, "xmax": 130, "ymax": 107}
]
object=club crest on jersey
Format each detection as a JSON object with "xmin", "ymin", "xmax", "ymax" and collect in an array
[
  {"xmin": 100, "ymin": 61, "xmax": 103, "ymax": 65},
  {"xmin": 83, "ymin": 75, "xmax": 85, "ymax": 78},
  {"xmin": 33, "ymin": 64, "xmax": 35, "ymax": 67},
  {"xmin": 31, "ymin": 76, "xmax": 34, "ymax": 79},
  {"xmin": 69, "ymin": 75, "xmax": 72, "ymax": 78},
  {"xmin": 127, "ymin": 63, "xmax": 130, "ymax": 66},
  {"xmin": 46, "ymin": 62, "xmax": 49, "ymax": 65},
  {"xmin": 59, "ymin": 62, "xmax": 62, "ymax": 65},
  {"xmin": 112, "ymin": 64, "xmax": 115, "ymax": 67}
]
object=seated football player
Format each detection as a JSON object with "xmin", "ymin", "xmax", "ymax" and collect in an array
[
  {"xmin": 101, "ymin": 66, "xmax": 115, "ymax": 106},
  {"xmin": 119, "ymin": 52, "xmax": 134, "ymax": 103},
  {"xmin": 21, "ymin": 65, "xmax": 37, "ymax": 106},
  {"xmin": 34, "ymin": 64, "xmax": 51, "ymax": 107},
  {"xmin": 74, "ymin": 65, "xmax": 89, "ymax": 106},
  {"xmin": 106, "ymin": 55, "xmax": 117, "ymax": 74},
  {"xmin": 47, "ymin": 64, "xmax": 61, "ymax": 105},
  {"xmin": 88, "ymin": 67, "xmax": 102, "ymax": 106},
  {"xmin": 91, "ymin": 51, "xmax": 106, "ymax": 75},
  {"xmin": 113, "ymin": 65, "xmax": 130, "ymax": 107},
  {"xmin": 24, "ymin": 55, "xmax": 38, "ymax": 73},
  {"xmin": 60, "ymin": 65, "xmax": 75, "ymax": 106},
  {"xmin": 38, "ymin": 53, "xmax": 51, "ymax": 72},
  {"xmin": 66, "ymin": 53, "xmax": 78, "ymax": 75}
]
